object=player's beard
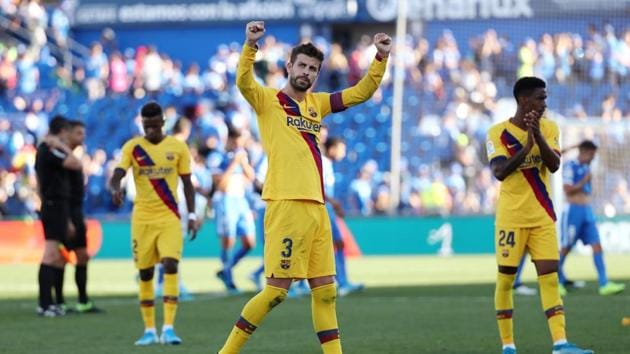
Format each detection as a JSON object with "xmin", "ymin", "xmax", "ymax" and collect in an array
[{"xmin": 289, "ymin": 75, "xmax": 312, "ymax": 92}]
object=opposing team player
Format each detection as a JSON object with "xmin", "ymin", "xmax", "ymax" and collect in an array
[
  {"xmin": 487, "ymin": 77, "xmax": 593, "ymax": 354},
  {"xmin": 217, "ymin": 21, "xmax": 390, "ymax": 354},
  {"xmin": 210, "ymin": 128, "xmax": 256, "ymax": 294},
  {"xmin": 66, "ymin": 120, "xmax": 103, "ymax": 313},
  {"xmin": 322, "ymin": 136, "xmax": 363, "ymax": 296},
  {"xmin": 558, "ymin": 140, "xmax": 625, "ymax": 296},
  {"xmin": 110, "ymin": 102, "xmax": 198, "ymax": 346}
]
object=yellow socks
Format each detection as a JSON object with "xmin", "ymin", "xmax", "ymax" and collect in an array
[
  {"xmin": 538, "ymin": 272, "xmax": 566, "ymax": 343},
  {"xmin": 163, "ymin": 273, "xmax": 179, "ymax": 327},
  {"xmin": 495, "ymin": 272, "xmax": 515, "ymax": 346},
  {"xmin": 312, "ymin": 283, "xmax": 342, "ymax": 354},
  {"xmin": 139, "ymin": 279, "xmax": 155, "ymax": 330},
  {"xmin": 219, "ymin": 285, "xmax": 287, "ymax": 354}
]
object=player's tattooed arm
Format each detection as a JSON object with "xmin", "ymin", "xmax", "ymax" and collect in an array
[{"xmin": 490, "ymin": 129, "xmax": 535, "ymax": 181}]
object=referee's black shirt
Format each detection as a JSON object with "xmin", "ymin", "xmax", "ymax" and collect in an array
[
  {"xmin": 35, "ymin": 143, "xmax": 71, "ymax": 201},
  {"xmin": 69, "ymin": 169, "xmax": 85, "ymax": 207}
]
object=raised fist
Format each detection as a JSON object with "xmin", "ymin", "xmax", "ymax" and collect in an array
[
  {"xmin": 373, "ymin": 33, "xmax": 392, "ymax": 57},
  {"xmin": 245, "ymin": 21, "xmax": 265, "ymax": 46}
]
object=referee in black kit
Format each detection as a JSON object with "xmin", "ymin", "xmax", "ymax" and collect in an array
[{"xmin": 35, "ymin": 116, "xmax": 83, "ymax": 317}]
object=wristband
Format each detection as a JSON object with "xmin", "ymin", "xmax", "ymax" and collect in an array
[{"xmin": 188, "ymin": 212, "xmax": 197, "ymax": 221}]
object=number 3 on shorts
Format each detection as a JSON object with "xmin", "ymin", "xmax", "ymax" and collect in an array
[
  {"xmin": 498, "ymin": 230, "xmax": 515, "ymax": 247},
  {"xmin": 281, "ymin": 237, "xmax": 293, "ymax": 257}
]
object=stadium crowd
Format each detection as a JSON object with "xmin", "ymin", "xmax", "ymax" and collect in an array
[{"xmin": 1, "ymin": 1, "xmax": 630, "ymax": 218}]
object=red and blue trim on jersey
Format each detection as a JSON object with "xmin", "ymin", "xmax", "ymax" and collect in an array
[
  {"xmin": 317, "ymin": 329, "xmax": 340, "ymax": 344},
  {"xmin": 330, "ymin": 91, "xmax": 346, "ymax": 113},
  {"xmin": 132, "ymin": 145, "xmax": 180, "ymax": 219},
  {"xmin": 500, "ymin": 130, "xmax": 556, "ymax": 222},
  {"xmin": 277, "ymin": 91, "xmax": 325, "ymax": 201}
]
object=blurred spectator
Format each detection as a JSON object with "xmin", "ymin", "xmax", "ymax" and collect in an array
[
  {"xmin": 348, "ymin": 168, "xmax": 373, "ymax": 216},
  {"xmin": 85, "ymin": 42, "xmax": 109, "ymax": 100},
  {"xmin": 50, "ymin": 5, "xmax": 69, "ymax": 48},
  {"xmin": 16, "ymin": 51, "xmax": 38, "ymax": 95},
  {"xmin": 1, "ymin": 16, "xmax": 630, "ymax": 218},
  {"xmin": 108, "ymin": 51, "xmax": 129, "ymax": 94}
]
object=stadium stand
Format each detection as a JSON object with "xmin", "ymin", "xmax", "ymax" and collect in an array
[{"xmin": 1, "ymin": 1, "xmax": 629, "ymax": 218}]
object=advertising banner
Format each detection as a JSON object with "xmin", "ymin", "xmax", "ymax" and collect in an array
[{"xmin": 72, "ymin": 0, "xmax": 630, "ymax": 27}]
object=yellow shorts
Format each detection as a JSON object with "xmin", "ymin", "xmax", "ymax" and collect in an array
[
  {"xmin": 495, "ymin": 223, "xmax": 559, "ymax": 267},
  {"xmin": 131, "ymin": 221, "xmax": 183, "ymax": 269},
  {"xmin": 263, "ymin": 200, "xmax": 335, "ymax": 279}
]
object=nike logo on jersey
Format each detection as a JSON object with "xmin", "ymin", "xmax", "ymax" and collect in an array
[{"xmin": 507, "ymin": 144, "xmax": 518, "ymax": 149}]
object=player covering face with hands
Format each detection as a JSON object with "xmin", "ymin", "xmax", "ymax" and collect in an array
[{"xmin": 217, "ymin": 21, "xmax": 390, "ymax": 354}]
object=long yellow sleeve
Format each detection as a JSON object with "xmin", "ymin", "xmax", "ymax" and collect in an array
[
  {"xmin": 236, "ymin": 44, "xmax": 265, "ymax": 112},
  {"xmin": 339, "ymin": 54, "xmax": 388, "ymax": 109}
]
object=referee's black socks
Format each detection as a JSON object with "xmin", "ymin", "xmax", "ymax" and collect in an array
[
  {"xmin": 38, "ymin": 264, "xmax": 56, "ymax": 309},
  {"xmin": 75, "ymin": 264, "xmax": 88, "ymax": 304},
  {"xmin": 52, "ymin": 266, "xmax": 65, "ymax": 306}
]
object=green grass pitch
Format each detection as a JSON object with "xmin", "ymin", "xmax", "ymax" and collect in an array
[{"xmin": 1, "ymin": 255, "xmax": 628, "ymax": 353}]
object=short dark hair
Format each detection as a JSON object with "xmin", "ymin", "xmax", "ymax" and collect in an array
[
  {"xmin": 578, "ymin": 140, "xmax": 598, "ymax": 151},
  {"xmin": 49, "ymin": 115, "xmax": 70, "ymax": 135},
  {"xmin": 68, "ymin": 120, "xmax": 85, "ymax": 129},
  {"xmin": 513, "ymin": 76, "xmax": 546, "ymax": 103},
  {"xmin": 290, "ymin": 43, "xmax": 324, "ymax": 68},
  {"xmin": 324, "ymin": 137, "xmax": 345, "ymax": 152},
  {"xmin": 141, "ymin": 102, "xmax": 164, "ymax": 119}
]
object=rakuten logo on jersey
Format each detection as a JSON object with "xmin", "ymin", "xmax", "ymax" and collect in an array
[{"xmin": 286, "ymin": 116, "xmax": 321, "ymax": 133}]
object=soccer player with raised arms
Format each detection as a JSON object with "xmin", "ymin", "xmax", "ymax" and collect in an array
[
  {"xmin": 109, "ymin": 102, "xmax": 199, "ymax": 346},
  {"xmin": 217, "ymin": 21, "xmax": 391, "ymax": 354},
  {"xmin": 486, "ymin": 77, "xmax": 593, "ymax": 354}
]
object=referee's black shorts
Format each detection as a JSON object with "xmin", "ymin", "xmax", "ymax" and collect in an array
[
  {"xmin": 67, "ymin": 205, "xmax": 87, "ymax": 250},
  {"xmin": 41, "ymin": 199, "xmax": 70, "ymax": 243}
]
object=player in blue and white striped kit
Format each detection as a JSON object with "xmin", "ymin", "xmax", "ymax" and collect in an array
[
  {"xmin": 248, "ymin": 155, "xmax": 267, "ymax": 292},
  {"xmin": 322, "ymin": 136, "xmax": 364, "ymax": 296},
  {"xmin": 559, "ymin": 140, "xmax": 625, "ymax": 296},
  {"xmin": 210, "ymin": 128, "xmax": 256, "ymax": 294}
]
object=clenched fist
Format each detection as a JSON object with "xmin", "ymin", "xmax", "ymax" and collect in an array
[
  {"xmin": 373, "ymin": 33, "xmax": 392, "ymax": 58},
  {"xmin": 245, "ymin": 21, "xmax": 265, "ymax": 47}
]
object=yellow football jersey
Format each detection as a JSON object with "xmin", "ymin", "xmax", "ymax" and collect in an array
[
  {"xmin": 117, "ymin": 136, "xmax": 191, "ymax": 224},
  {"xmin": 486, "ymin": 118, "xmax": 561, "ymax": 227},
  {"xmin": 237, "ymin": 44, "xmax": 387, "ymax": 203}
]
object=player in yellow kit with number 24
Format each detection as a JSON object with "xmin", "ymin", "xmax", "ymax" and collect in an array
[
  {"xmin": 487, "ymin": 77, "xmax": 593, "ymax": 354},
  {"xmin": 217, "ymin": 21, "xmax": 391, "ymax": 354}
]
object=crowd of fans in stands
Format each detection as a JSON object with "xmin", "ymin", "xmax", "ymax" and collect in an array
[{"xmin": 1, "ymin": 0, "xmax": 630, "ymax": 219}]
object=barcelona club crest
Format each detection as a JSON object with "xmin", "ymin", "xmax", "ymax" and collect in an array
[
  {"xmin": 280, "ymin": 259, "xmax": 291, "ymax": 270},
  {"xmin": 165, "ymin": 152, "xmax": 175, "ymax": 161},
  {"xmin": 307, "ymin": 107, "xmax": 317, "ymax": 118}
]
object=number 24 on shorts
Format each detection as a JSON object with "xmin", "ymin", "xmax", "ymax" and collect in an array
[{"xmin": 498, "ymin": 230, "xmax": 515, "ymax": 247}]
